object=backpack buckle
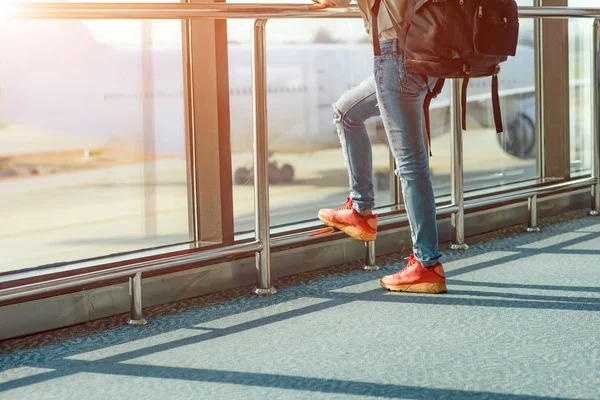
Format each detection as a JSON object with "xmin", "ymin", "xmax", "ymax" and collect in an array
[
  {"xmin": 493, "ymin": 65, "xmax": 501, "ymax": 76},
  {"xmin": 462, "ymin": 64, "xmax": 471, "ymax": 76}
]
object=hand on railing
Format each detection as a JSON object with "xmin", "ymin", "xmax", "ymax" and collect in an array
[{"xmin": 312, "ymin": 0, "xmax": 352, "ymax": 8}]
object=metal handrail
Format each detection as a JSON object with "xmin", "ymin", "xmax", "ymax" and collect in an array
[
  {"xmin": 0, "ymin": 5, "xmax": 599, "ymax": 329},
  {"xmin": 0, "ymin": 241, "xmax": 263, "ymax": 304},
  {"xmin": 3, "ymin": 4, "xmax": 600, "ymax": 20},
  {"xmin": 464, "ymin": 177, "xmax": 597, "ymax": 211}
]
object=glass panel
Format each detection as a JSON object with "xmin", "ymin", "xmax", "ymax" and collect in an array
[
  {"xmin": 228, "ymin": 25, "xmax": 255, "ymax": 234},
  {"xmin": 568, "ymin": 0, "xmax": 593, "ymax": 174},
  {"xmin": 0, "ymin": 12, "xmax": 190, "ymax": 273},
  {"xmin": 228, "ymin": 15, "xmax": 393, "ymax": 233}
]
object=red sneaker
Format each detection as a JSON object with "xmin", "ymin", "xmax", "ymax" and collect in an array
[
  {"xmin": 318, "ymin": 197, "xmax": 377, "ymax": 242},
  {"xmin": 380, "ymin": 254, "xmax": 447, "ymax": 294}
]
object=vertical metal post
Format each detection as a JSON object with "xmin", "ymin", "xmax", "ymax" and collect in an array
[
  {"xmin": 127, "ymin": 272, "xmax": 147, "ymax": 326},
  {"xmin": 252, "ymin": 19, "xmax": 276, "ymax": 295},
  {"xmin": 590, "ymin": 19, "xmax": 600, "ymax": 216},
  {"xmin": 534, "ymin": 0, "xmax": 545, "ymax": 180},
  {"xmin": 363, "ymin": 241, "xmax": 379, "ymax": 271},
  {"xmin": 450, "ymin": 79, "xmax": 468, "ymax": 250},
  {"xmin": 527, "ymin": 195, "xmax": 541, "ymax": 232},
  {"xmin": 181, "ymin": 18, "xmax": 197, "ymax": 241}
]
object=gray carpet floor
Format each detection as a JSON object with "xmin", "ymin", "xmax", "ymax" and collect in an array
[{"xmin": 1, "ymin": 214, "xmax": 599, "ymax": 399}]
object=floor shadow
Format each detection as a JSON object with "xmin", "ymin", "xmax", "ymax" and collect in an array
[
  {"xmin": 325, "ymin": 289, "xmax": 600, "ymax": 312},
  {"xmin": 447, "ymin": 279, "xmax": 600, "ymax": 293},
  {"xmin": 1, "ymin": 362, "xmax": 573, "ymax": 400},
  {"xmin": 445, "ymin": 230, "xmax": 600, "ymax": 278},
  {"xmin": 421, "ymin": 289, "xmax": 600, "ymax": 304}
]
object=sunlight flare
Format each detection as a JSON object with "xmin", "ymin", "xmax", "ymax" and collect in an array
[{"xmin": 0, "ymin": 1, "xmax": 16, "ymax": 18}]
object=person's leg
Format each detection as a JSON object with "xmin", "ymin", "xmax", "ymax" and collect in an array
[
  {"xmin": 373, "ymin": 40, "xmax": 441, "ymax": 267},
  {"xmin": 318, "ymin": 76, "xmax": 380, "ymax": 241},
  {"xmin": 332, "ymin": 75, "xmax": 379, "ymax": 213}
]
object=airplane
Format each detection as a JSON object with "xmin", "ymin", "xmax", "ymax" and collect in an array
[{"xmin": 0, "ymin": 19, "xmax": 560, "ymax": 185}]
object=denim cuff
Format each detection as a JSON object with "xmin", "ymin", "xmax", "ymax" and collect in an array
[
  {"xmin": 419, "ymin": 257, "xmax": 442, "ymax": 268},
  {"xmin": 352, "ymin": 202, "xmax": 373, "ymax": 213}
]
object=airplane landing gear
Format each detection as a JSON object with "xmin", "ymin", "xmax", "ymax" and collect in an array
[
  {"xmin": 234, "ymin": 163, "xmax": 295, "ymax": 185},
  {"xmin": 497, "ymin": 113, "xmax": 536, "ymax": 160},
  {"xmin": 496, "ymin": 94, "xmax": 537, "ymax": 160},
  {"xmin": 279, "ymin": 164, "xmax": 294, "ymax": 183},
  {"xmin": 234, "ymin": 167, "xmax": 252, "ymax": 185}
]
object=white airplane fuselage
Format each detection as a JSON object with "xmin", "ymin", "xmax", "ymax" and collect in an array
[{"xmin": 0, "ymin": 20, "xmax": 536, "ymax": 161}]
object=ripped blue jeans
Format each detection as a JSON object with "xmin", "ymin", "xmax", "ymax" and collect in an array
[{"xmin": 332, "ymin": 39, "xmax": 441, "ymax": 267}]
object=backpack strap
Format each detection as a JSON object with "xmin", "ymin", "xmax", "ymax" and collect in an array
[
  {"xmin": 461, "ymin": 67, "xmax": 504, "ymax": 134},
  {"xmin": 422, "ymin": 78, "xmax": 446, "ymax": 157},
  {"xmin": 492, "ymin": 72, "xmax": 504, "ymax": 133},
  {"xmin": 370, "ymin": 0, "xmax": 383, "ymax": 57},
  {"xmin": 461, "ymin": 77, "xmax": 470, "ymax": 131},
  {"xmin": 370, "ymin": 0, "xmax": 406, "ymax": 57}
]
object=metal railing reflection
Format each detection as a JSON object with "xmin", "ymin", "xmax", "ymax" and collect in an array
[{"xmin": 0, "ymin": 4, "xmax": 599, "ymax": 327}]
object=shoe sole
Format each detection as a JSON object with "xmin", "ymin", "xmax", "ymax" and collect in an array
[
  {"xmin": 380, "ymin": 280, "xmax": 447, "ymax": 294},
  {"xmin": 318, "ymin": 215, "xmax": 376, "ymax": 242}
]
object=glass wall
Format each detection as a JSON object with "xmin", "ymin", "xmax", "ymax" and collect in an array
[
  {"xmin": 0, "ymin": 2, "xmax": 190, "ymax": 273},
  {"xmin": 2, "ymin": 0, "xmax": 590, "ymax": 274}
]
